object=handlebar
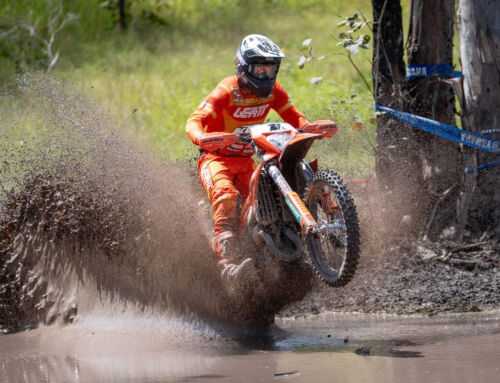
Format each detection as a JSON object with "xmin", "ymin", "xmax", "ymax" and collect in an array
[{"xmin": 233, "ymin": 120, "xmax": 337, "ymax": 145}]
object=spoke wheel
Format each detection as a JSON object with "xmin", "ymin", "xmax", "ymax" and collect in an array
[{"xmin": 304, "ymin": 170, "xmax": 360, "ymax": 286}]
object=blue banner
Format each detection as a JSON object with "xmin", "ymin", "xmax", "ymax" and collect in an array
[
  {"xmin": 406, "ymin": 64, "xmax": 462, "ymax": 79},
  {"xmin": 464, "ymin": 158, "xmax": 500, "ymax": 174},
  {"xmin": 479, "ymin": 129, "xmax": 500, "ymax": 134},
  {"xmin": 374, "ymin": 104, "xmax": 500, "ymax": 154}
]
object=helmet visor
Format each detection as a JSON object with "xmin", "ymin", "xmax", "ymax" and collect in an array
[{"xmin": 249, "ymin": 63, "xmax": 279, "ymax": 80}]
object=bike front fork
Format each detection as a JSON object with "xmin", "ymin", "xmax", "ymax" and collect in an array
[{"xmin": 266, "ymin": 163, "xmax": 317, "ymax": 234}]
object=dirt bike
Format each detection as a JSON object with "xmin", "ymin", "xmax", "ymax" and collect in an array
[{"xmin": 226, "ymin": 120, "xmax": 361, "ymax": 287}]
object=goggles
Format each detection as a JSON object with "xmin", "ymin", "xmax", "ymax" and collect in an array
[{"xmin": 249, "ymin": 62, "xmax": 279, "ymax": 80}]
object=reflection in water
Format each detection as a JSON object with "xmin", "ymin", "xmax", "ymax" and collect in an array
[
  {"xmin": 2, "ymin": 354, "xmax": 81, "ymax": 383},
  {"xmin": 0, "ymin": 328, "xmax": 224, "ymax": 383},
  {"xmin": 1, "ymin": 311, "xmax": 499, "ymax": 383}
]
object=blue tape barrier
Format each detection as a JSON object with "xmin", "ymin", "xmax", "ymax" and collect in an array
[
  {"xmin": 374, "ymin": 104, "xmax": 500, "ymax": 154},
  {"xmin": 479, "ymin": 129, "xmax": 500, "ymax": 135},
  {"xmin": 375, "ymin": 104, "xmax": 500, "ymax": 173},
  {"xmin": 464, "ymin": 158, "xmax": 500, "ymax": 174},
  {"xmin": 406, "ymin": 64, "xmax": 462, "ymax": 79}
]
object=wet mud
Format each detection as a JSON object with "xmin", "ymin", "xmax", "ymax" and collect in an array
[{"xmin": 283, "ymin": 184, "xmax": 499, "ymax": 318}]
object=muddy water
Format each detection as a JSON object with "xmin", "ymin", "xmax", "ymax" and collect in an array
[{"xmin": 1, "ymin": 311, "xmax": 499, "ymax": 383}]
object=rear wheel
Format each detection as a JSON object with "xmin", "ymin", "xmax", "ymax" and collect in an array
[{"xmin": 304, "ymin": 170, "xmax": 360, "ymax": 286}]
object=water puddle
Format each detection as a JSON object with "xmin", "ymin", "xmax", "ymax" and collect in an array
[{"xmin": 1, "ymin": 310, "xmax": 499, "ymax": 382}]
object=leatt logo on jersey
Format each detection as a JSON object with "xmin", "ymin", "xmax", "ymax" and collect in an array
[{"xmin": 233, "ymin": 104, "xmax": 270, "ymax": 119}]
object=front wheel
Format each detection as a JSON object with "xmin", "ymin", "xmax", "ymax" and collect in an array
[{"xmin": 304, "ymin": 170, "xmax": 360, "ymax": 286}]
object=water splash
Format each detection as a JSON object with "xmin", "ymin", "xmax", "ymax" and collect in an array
[{"xmin": 0, "ymin": 75, "xmax": 311, "ymax": 333}]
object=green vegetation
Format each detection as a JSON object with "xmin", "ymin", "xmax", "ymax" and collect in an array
[{"xmin": 0, "ymin": 0, "xmax": 411, "ymax": 178}]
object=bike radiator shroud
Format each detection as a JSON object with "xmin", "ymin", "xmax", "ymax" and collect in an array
[
  {"xmin": 255, "ymin": 171, "xmax": 280, "ymax": 226},
  {"xmin": 255, "ymin": 160, "xmax": 313, "ymax": 228}
]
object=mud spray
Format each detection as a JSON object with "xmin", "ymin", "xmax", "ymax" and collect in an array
[{"xmin": 0, "ymin": 75, "xmax": 308, "ymax": 334}]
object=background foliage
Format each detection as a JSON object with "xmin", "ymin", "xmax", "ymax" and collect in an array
[{"xmin": 0, "ymin": 0, "xmax": 412, "ymax": 178}]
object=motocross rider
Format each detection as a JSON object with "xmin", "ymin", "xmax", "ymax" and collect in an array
[{"xmin": 186, "ymin": 34, "xmax": 310, "ymax": 282}]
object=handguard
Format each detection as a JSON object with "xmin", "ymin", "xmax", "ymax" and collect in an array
[
  {"xmin": 303, "ymin": 120, "xmax": 338, "ymax": 138},
  {"xmin": 199, "ymin": 132, "xmax": 239, "ymax": 152}
]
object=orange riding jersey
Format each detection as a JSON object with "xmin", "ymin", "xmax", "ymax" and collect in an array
[{"xmin": 186, "ymin": 75, "xmax": 309, "ymax": 156}]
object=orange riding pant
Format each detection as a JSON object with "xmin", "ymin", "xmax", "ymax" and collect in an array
[{"xmin": 197, "ymin": 153, "xmax": 255, "ymax": 236}]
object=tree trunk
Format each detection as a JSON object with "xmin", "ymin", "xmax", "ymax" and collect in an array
[
  {"xmin": 457, "ymin": 0, "xmax": 500, "ymax": 240},
  {"xmin": 406, "ymin": 0, "xmax": 462, "ymax": 239},
  {"xmin": 372, "ymin": 0, "xmax": 413, "ymax": 235},
  {"xmin": 118, "ymin": 0, "xmax": 127, "ymax": 30}
]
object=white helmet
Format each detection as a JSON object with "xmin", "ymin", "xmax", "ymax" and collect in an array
[{"xmin": 235, "ymin": 34, "xmax": 285, "ymax": 98}]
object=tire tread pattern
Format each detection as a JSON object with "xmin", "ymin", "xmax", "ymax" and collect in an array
[{"xmin": 305, "ymin": 169, "xmax": 361, "ymax": 287}]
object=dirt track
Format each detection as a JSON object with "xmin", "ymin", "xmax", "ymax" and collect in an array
[
  {"xmin": 283, "ymin": 182, "xmax": 499, "ymax": 317},
  {"xmin": 284, "ymin": 237, "xmax": 499, "ymax": 318}
]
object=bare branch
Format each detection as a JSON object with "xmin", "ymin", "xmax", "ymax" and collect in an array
[
  {"xmin": 373, "ymin": 0, "xmax": 390, "ymax": 100},
  {"xmin": 0, "ymin": 25, "xmax": 19, "ymax": 38},
  {"xmin": 47, "ymin": 51, "xmax": 60, "ymax": 74},
  {"xmin": 54, "ymin": 12, "xmax": 79, "ymax": 35},
  {"xmin": 358, "ymin": 9, "xmax": 373, "ymax": 32},
  {"xmin": 421, "ymin": 183, "xmax": 459, "ymax": 240},
  {"xmin": 0, "ymin": 1, "xmax": 79, "ymax": 74},
  {"xmin": 347, "ymin": 54, "xmax": 373, "ymax": 96}
]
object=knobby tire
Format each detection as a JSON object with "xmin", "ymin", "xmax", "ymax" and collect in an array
[{"xmin": 304, "ymin": 169, "xmax": 360, "ymax": 287}]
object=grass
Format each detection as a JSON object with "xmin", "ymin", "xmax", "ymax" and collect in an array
[{"xmin": 1, "ymin": 0, "xmax": 415, "ymax": 179}]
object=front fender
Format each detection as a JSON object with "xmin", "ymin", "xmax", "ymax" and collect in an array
[
  {"xmin": 279, "ymin": 133, "xmax": 322, "ymax": 170},
  {"xmin": 278, "ymin": 133, "xmax": 322, "ymax": 196}
]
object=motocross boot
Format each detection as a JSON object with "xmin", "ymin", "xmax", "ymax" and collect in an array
[{"xmin": 211, "ymin": 231, "xmax": 259, "ymax": 286}]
